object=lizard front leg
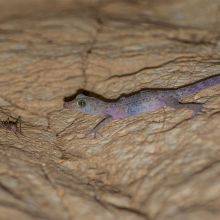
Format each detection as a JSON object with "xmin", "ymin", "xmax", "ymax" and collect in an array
[{"xmin": 87, "ymin": 115, "xmax": 113, "ymax": 138}]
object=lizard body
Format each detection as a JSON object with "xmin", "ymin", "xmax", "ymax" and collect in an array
[{"xmin": 63, "ymin": 75, "xmax": 220, "ymax": 136}]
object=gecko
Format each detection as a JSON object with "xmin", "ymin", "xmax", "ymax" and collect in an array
[{"xmin": 63, "ymin": 74, "xmax": 220, "ymax": 137}]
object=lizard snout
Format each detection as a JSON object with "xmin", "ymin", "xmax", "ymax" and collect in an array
[{"xmin": 63, "ymin": 101, "xmax": 74, "ymax": 109}]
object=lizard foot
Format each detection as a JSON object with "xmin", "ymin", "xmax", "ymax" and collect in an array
[
  {"xmin": 189, "ymin": 103, "xmax": 209, "ymax": 117},
  {"xmin": 85, "ymin": 129, "xmax": 103, "ymax": 139}
]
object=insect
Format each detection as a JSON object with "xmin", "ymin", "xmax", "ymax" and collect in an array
[{"xmin": 0, "ymin": 116, "xmax": 22, "ymax": 135}]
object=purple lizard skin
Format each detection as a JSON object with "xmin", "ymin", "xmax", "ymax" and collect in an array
[{"xmin": 64, "ymin": 75, "xmax": 220, "ymax": 136}]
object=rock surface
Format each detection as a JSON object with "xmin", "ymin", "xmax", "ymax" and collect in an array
[{"xmin": 0, "ymin": 0, "xmax": 220, "ymax": 219}]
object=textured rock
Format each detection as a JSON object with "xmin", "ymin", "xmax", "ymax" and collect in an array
[{"xmin": 0, "ymin": 0, "xmax": 220, "ymax": 219}]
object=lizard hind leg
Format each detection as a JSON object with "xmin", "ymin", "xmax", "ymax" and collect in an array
[
  {"xmin": 163, "ymin": 97, "xmax": 206, "ymax": 117},
  {"xmin": 179, "ymin": 102, "xmax": 205, "ymax": 116}
]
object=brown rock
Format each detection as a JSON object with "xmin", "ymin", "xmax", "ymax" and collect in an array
[{"xmin": 0, "ymin": 0, "xmax": 220, "ymax": 219}]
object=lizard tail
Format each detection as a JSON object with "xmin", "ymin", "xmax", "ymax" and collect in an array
[{"xmin": 176, "ymin": 74, "xmax": 220, "ymax": 98}]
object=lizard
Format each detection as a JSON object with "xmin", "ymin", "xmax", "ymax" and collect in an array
[{"xmin": 63, "ymin": 74, "xmax": 220, "ymax": 137}]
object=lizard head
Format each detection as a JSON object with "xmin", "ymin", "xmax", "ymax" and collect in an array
[{"xmin": 63, "ymin": 94, "xmax": 108, "ymax": 116}]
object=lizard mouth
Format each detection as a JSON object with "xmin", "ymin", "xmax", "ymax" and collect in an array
[{"xmin": 63, "ymin": 101, "xmax": 73, "ymax": 109}]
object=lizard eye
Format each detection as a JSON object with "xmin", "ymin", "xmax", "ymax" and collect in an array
[{"xmin": 77, "ymin": 99, "xmax": 86, "ymax": 108}]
